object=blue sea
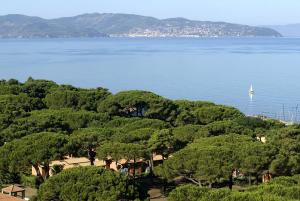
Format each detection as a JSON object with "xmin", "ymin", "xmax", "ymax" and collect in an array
[{"xmin": 1, "ymin": 37, "xmax": 300, "ymax": 121}]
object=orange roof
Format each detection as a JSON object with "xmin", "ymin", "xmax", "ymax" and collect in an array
[
  {"xmin": 63, "ymin": 157, "xmax": 90, "ymax": 165},
  {"xmin": 94, "ymin": 159, "xmax": 106, "ymax": 166},
  {"xmin": 0, "ymin": 194, "xmax": 24, "ymax": 201},
  {"xmin": 2, "ymin": 185, "xmax": 25, "ymax": 193},
  {"xmin": 50, "ymin": 160, "xmax": 65, "ymax": 166},
  {"xmin": 153, "ymin": 155, "xmax": 164, "ymax": 161}
]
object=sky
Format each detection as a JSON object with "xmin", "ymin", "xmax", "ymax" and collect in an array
[{"xmin": 1, "ymin": 0, "xmax": 300, "ymax": 25}]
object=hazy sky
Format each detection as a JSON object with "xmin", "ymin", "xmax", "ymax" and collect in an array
[{"xmin": 1, "ymin": 0, "xmax": 299, "ymax": 25}]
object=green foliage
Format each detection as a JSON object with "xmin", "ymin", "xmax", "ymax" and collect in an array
[
  {"xmin": 174, "ymin": 100, "xmax": 215, "ymax": 111},
  {"xmin": 193, "ymin": 106, "xmax": 244, "ymax": 125},
  {"xmin": 97, "ymin": 142, "xmax": 148, "ymax": 162},
  {"xmin": 174, "ymin": 100, "xmax": 215, "ymax": 125},
  {"xmin": 148, "ymin": 129, "xmax": 176, "ymax": 159},
  {"xmin": 250, "ymin": 184, "xmax": 300, "ymax": 201},
  {"xmin": 7, "ymin": 132, "xmax": 67, "ymax": 168},
  {"xmin": 0, "ymin": 132, "xmax": 68, "ymax": 182},
  {"xmin": 20, "ymin": 174, "xmax": 38, "ymax": 188},
  {"xmin": 103, "ymin": 117, "xmax": 143, "ymax": 128},
  {"xmin": 197, "ymin": 120, "xmax": 251, "ymax": 137},
  {"xmin": 121, "ymin": 118, "xmax": 169, "ymax": 132},
  {"xmin": 1, "ymin": 109, "xmax": 110, "ymax": 142},
  {"xmin": 98, "ymin": 90, "xmax": 177, "ymax": 122},
  {"xmin": 112, "ymin": 128, "xmax": 157, "ymax": 144},
  {"xmin": 0, "ymin": 114, "xmax": 12, "ymax": 138},
  {"xmin": 1, "ymin": 111, "xmax": 71, "ymax": 141},
  {"xmin": 235, "ymin": 116, "xmax": 285, "ymax": 130},
  {"xmin": 156, "ymin": 134, "xmax": 271, "ymax": 187},
  {"xmin": 103, "ymin": 117, "xmax": 169, "ymax": 130},
  {"xmin": 0, "ymin": 79, "xmax": 22, "ymax": 95},
  {"xmin": 0, "ymin": 93, "xmax": 45, "ymax": 141},
  {"xmin": 45, "ymin": 89, "xmax": 79, "ymax": 109},
  {"xmin": 156, "ymin": 141, "xmax": 234, "ymax": 185},
  {"xmin": 200, "ymin": 189, "xmax": 232, "ymax": 201},
  {"xmin": 168, "ymin": 185, "xmax": 232, "ymax": 201},
  {"xmin": 32, "ymin": 109, "xmax": 110, "ymax": 130},
  {"xmin": 239, "ymin": 142, "xmax": 276, "ymax": 178},
  {"xmin": 22, "ymin": 78, "xmax": 58, "ymax": 98},
  {"xmin": 0, "ymin": 93, "xmax": 44, "ymax": 116},
  {"xmin": 0, "ymin": 165, "xmax": 19, "ymax": 185},
  {"xmin": 45, "ymin": 87, "xmax": 110, "ymax": 111},
  {"xmin": 268, "ymin": 176, "xmax": 298, "ymax": 186},
  {"xmin": 37, "ymin": 166, "xmax": 148, "ymax": 201},
  {"xmin": 169, "ymin": 182, "xmax": 300, "ymax": 201},
  {"xmin": 2, "ymin": 78, "xmax": 300, "ymax": 200},
  {"xmin": 168, "ymin": 184, "xmax": 211, "ymax": 201},
  {"xmin": 267, "ymin": 128, "xmax": 300, "ymax": 176},
  {"xmin": 66, "ymin": 128, "xmax": 115, "ymax": 156},
  {"xmin": 172, "ymin": 125, "xmax": 203, "ymax": 144}
]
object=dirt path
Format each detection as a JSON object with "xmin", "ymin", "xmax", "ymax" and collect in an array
[{"xmin": 148, "ymin": 188, "xmax": 167, "ymax": 201}]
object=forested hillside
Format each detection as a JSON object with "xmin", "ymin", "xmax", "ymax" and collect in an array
[{"xmin": 1, "ymin": 78, "xmax": 300, "ymax": 201}]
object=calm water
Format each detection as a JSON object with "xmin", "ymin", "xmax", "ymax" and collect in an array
[{"xmin": 1, "ymin": 38, "xmax": 300, "ymax": 121}]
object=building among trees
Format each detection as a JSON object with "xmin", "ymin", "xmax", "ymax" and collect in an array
[{"xmin": 1, "ymin": 185, "xmax": 25, "ymax": 200}]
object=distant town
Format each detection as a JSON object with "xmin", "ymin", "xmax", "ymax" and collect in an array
[{"xmin": 112, "ymin": 26, "xmax": 265, "ymax": 38}]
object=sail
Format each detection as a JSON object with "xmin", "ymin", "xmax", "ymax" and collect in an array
[{"xmin": 249, "ymin": 85, "xmax": 254, "ymax": 94}]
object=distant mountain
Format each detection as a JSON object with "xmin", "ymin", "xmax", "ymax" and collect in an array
[
  {"xmin": 0, "ymin": 13, "xmax": 282, "ymax": 38},
  {"xmin": 266, "ymin": 24, "xmax": 300, "ymax": 37},
  {"xmin": 0, "ymin": 14, "xmax": 108, "ymax": 38}
]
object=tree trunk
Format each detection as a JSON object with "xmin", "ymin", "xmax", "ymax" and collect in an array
[
  {"xmin": 255, "ymin": 174, "xmax": 259, "ymax": 185},
  {"xmin": 229, "ymin": 174, "xmax": 233, "ymax": 190},
  {"xmin": 248, "ymin": 174, "xmax": 252, "ymax": 186},
  {"xmin": 115, "ymin": 161, "xmax": 118, "ymax": 171},
  {"xmin": 43, "ymin": 164, "xmax": 50, "ymax": 181},
  {"xmin": 183, "ymin": 176, "xmax": 202, "ymax": 186},
  {"xmin": 133, "ymin": 157, "xmax": 136, "ymax": 178},
  {"xmin": 33, "ymin": 164, "xmax": 41, "ymax": 177},
  {"xmin": 162, "ymin": 153, "xmax": 169, "ymax": 161},
  {"xmin": 90, "ymin": 158, "xmax": 94, "ymax": 166},
  {"xmin": 163, "ymin": 179, "xmax": 167, "ymax": 194},
  {"xmin": 33, "ymin": 164, "xmax": 44, "ymax": 185},
  {"xmin": 150, "ymin": 153, "xmax": 154, "ymax": 174},
  {"xmin": 105, "ymin": 160, "xmax": 111, "ymax": 169}
]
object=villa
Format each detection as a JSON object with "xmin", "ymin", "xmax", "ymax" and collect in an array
[{"xmin": 32, "ymin": 154, "xmax": 164, "ymax": 177}]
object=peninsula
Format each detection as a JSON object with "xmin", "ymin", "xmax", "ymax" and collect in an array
[{"xmin": 0, "ymin": 13, "xmax": 282, "ymax": 38}]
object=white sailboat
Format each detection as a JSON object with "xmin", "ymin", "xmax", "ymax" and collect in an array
[
  {"xmin": 249, "ymin": 84, "xmax": 254, "ymax": 95},
  {"xmin": 249, "ymin": 84, "xmax": 254, "ymax": 101}
]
